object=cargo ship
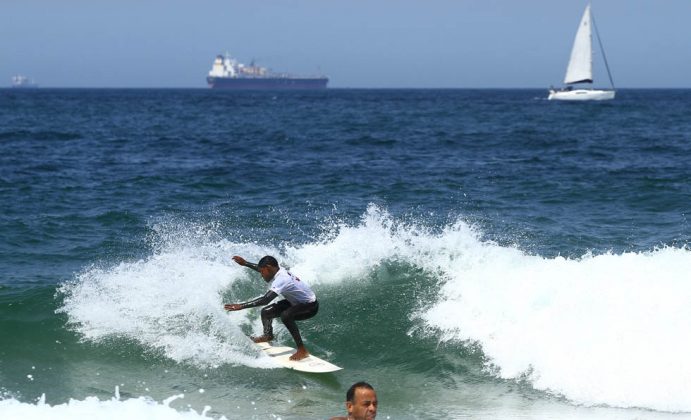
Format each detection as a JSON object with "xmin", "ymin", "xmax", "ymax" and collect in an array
[
  {"xmin": 207, "ymin": 53, "xmax": 328, "ymax": 90},
  {"xmin": 11, "ymin": 75, "xmax": 38, "ymax": 88}
]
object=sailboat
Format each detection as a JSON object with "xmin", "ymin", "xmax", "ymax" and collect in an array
[{"xmin": 548, "ymin": 3, "xmax": 615, "ymax": 101}]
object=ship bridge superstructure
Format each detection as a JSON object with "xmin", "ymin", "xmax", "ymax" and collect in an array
[{"xmin": 208, "ymin": 53, "xmax": 270, "ymax": 79}]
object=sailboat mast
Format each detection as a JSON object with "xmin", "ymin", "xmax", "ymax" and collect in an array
[{"xmin": 591, "ymin": 9, "xmax": 615, "ymax": 89}]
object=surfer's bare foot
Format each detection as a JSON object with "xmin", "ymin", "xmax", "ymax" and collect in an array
[
  {"xmin": 251, "ymin": 335, "xmax": 273, "ymax": 343},
  {"xmin": 289, "ymin": 346, "xmax": 309, "ymax": 361}
]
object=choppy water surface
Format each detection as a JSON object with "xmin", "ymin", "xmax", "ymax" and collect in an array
[{"xmin": 2, "ymin": 89, "xmax": 691, "ymax": 419}]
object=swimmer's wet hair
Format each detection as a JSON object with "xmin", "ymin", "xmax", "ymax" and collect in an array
[{"xmin": 346, "ymin": 382, "xmax": 374, "ymax": 402}]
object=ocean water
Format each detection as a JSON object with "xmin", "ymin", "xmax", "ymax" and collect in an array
[{"xmin": 1, "ymin": 88, "xmax": 691, "ymax": 419}]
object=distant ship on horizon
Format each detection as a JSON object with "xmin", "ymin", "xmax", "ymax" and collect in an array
[
  {"xmin": 206, "ymin": 53, "xmax": 328, "ymax": 90},
  {"xmin": 11, "ymin": 75, "xmax": 38, "ymax": 89}
]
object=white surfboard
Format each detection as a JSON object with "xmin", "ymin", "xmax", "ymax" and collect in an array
[{"xmin": 255, "ymin": 342, "xmax": 342, "ymax": 373}]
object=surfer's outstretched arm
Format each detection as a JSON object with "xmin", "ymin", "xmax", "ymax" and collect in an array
[
  {"xmin": 232, "ymin": 255, "xmax": 259, "ymax": 272},
  {"xmin": 224, "ymin": 290, "xmax": 278, "ymax": 311}
]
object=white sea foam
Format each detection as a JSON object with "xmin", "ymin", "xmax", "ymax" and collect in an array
[
  {"xmin": 413, "ymin": 227, "xmax": 691, "ymax": 412},
  {"xmin": 58, "ymin": 221, "xmax": 274, "ymax": 369},
  {"xmin": 292, "ymin": 206, "xmax": 691, "ymax": 412},
  {"xmin": 0, "ymin": 393, "xmax": 226, "ymax": 420},
  {"xmin": 58, "ymin": 206, "xmax": 691, "ymax": 412}
]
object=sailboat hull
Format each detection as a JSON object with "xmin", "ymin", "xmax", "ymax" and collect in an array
[{"xmin": 548, "ymin": 89, "xmax": 615, "ymax": 101}]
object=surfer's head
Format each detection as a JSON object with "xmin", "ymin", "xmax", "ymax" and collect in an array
[
  {"xmin": 345, "ymin": 382, "xmax": 377, "ymax": 420},
  {"xmin": 257, "ymin": 255, "xmax": 279, "ymax": 282}
]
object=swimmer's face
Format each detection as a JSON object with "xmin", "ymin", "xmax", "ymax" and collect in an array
[{"xmin": 346, "ymin": 387, "xmax": 377, "ymax": 420}]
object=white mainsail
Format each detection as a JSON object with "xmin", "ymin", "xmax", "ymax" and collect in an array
[{"xmin": 564, "ymin": 4, "xmax": 593, "ymax": 85}]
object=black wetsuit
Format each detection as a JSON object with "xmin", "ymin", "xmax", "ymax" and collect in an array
[{"xmin": 237, "ymin": 267, "xmax": 318, "ymax": 348}]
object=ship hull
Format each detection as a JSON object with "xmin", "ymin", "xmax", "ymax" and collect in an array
[
  {"xmin": 548, "ymin": 88, "xmax": 615, "ymax": 101},
  {"xmin": 207, "ymin": 76, "xmax": 328, "ymax": 90}
]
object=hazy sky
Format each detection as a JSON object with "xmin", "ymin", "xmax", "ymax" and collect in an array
[{"xmin": 2, "ymin": 0, "xmax": 690, "ymax": 88}]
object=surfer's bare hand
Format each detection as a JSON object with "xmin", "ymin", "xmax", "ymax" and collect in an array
[
  {"xmin": 224, "ymin": 304, "xmax": 242, "ymax": 311},
  {"xmin": 232, "ymin": 256, "xmax": 246, "ymax": 266}
]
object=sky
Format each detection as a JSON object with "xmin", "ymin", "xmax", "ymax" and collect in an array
[{"xmin": 1, "ymin": 0, "xmax": 690, "ymax": 88}]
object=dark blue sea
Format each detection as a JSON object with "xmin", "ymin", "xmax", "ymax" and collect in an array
[{"xmin": 2, "ymin": 88, "xmax": 691, "ymax": 419}]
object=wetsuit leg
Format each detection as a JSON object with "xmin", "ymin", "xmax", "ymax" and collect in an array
[
  {"xmin": 260, "ymin": 300, "xmax": 292, "ymax": 338},
  {"xmin": 280, "ymin": 300, "xmax": 319, "ymax": 348}
]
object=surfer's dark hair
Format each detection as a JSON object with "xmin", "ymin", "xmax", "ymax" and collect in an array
[
  {"xmin": 257, "ymin": 255, "xmax": 278, "ymax": 268},
  {"xmin": 346, "ymin": 381, "xmax": 374, "ymax": 402}
]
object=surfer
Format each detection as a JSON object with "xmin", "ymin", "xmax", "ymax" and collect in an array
[
  {"xmin": 224, "ymin": 255, "xmax": 318, "ymax": 361},
  {"xmin": 329, "ymin": 381, "xmax": 378, "ymax": 420}
]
